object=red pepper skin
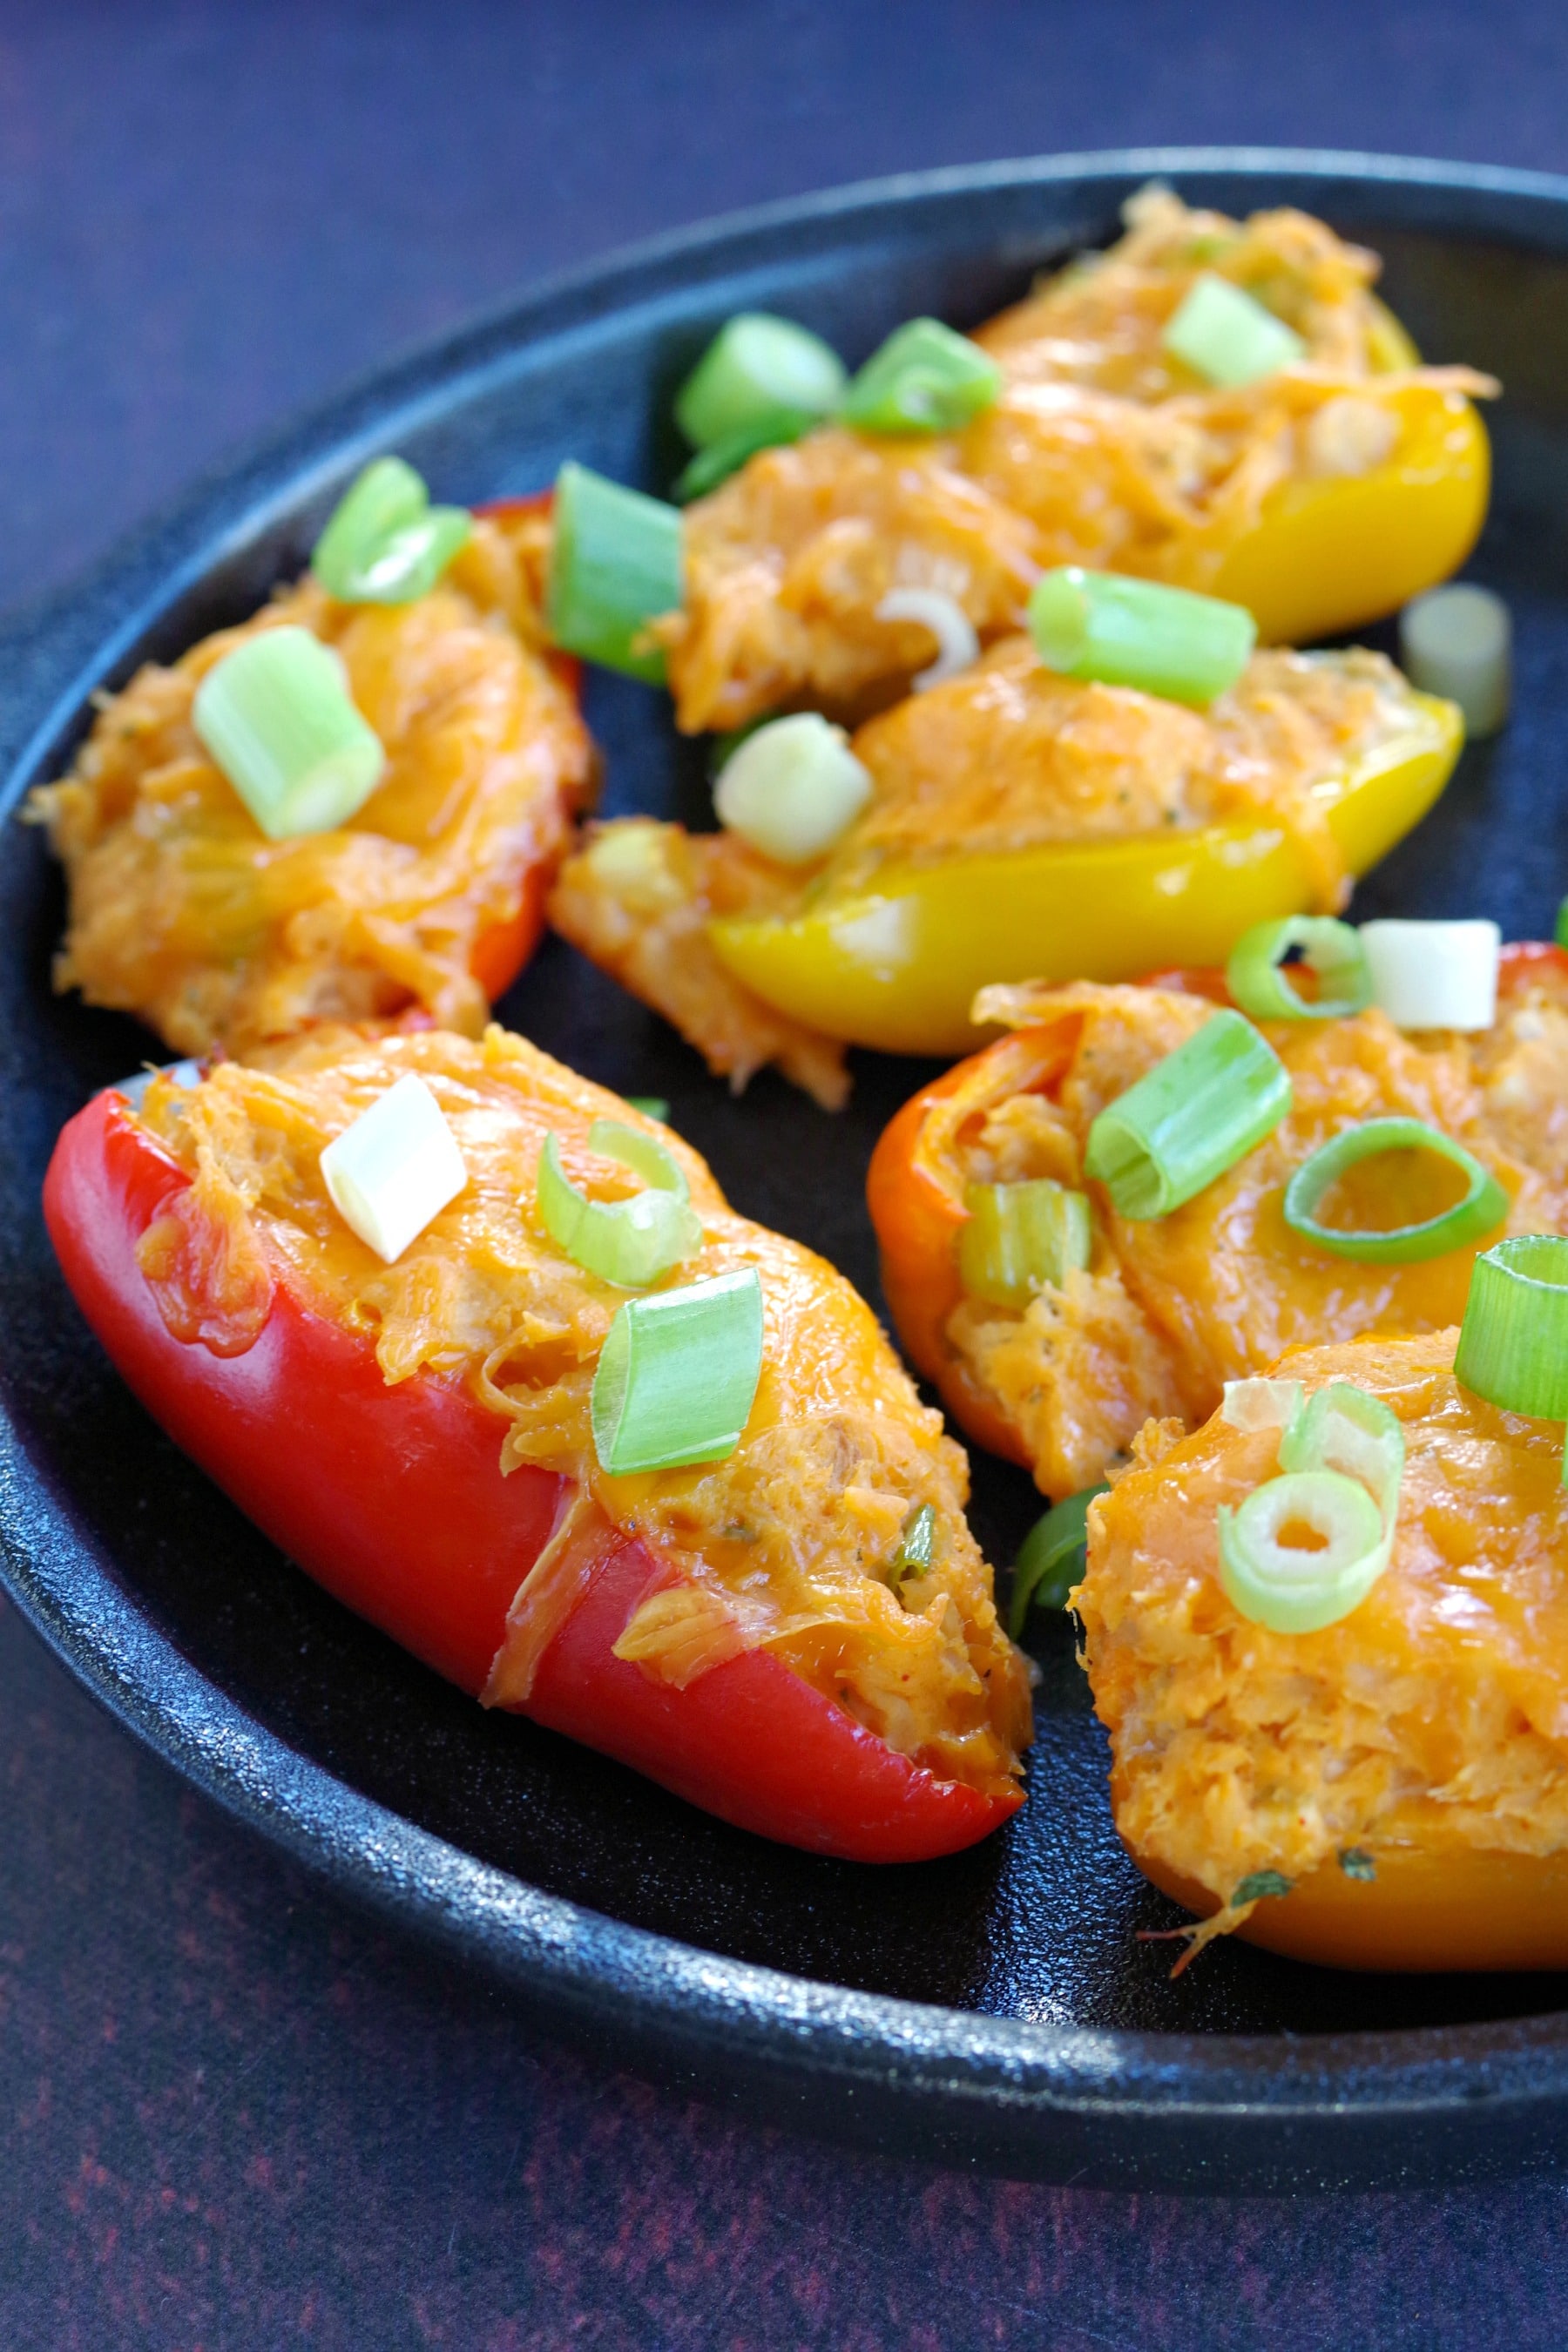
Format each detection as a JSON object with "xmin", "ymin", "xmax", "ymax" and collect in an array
[{"xmin": 44, "ymin": 1092, "xmax": 1017, "ymax": 1862}]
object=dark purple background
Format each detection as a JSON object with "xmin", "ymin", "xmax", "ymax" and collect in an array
[{"xmin": 8, "ymin": 3, "xmax": 1568, "ymax": 2343}]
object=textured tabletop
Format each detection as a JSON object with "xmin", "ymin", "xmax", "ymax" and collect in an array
[{"xmin": 7, "ymin": 4, "xmax": 1568, "ymax": 2344}]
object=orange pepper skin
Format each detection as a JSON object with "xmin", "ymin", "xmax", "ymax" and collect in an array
[
  {"xmin": 709, "ymin": 692, "xmax": 1463, "ymax": 1058},
  {"xmin": 1133, "ymin": 1840, "xmax": 1568, "ymax": 1973},
  {"xmin": 867, "ymin": 945, "xmax": 1568, "ymax": 1471},
  {"xmin": 1204, "ymin": 386, "xmax": 1490, "ymax": 646}
]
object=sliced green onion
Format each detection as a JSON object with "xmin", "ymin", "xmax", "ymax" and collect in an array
[
  {"xmin": 319, "ymin": 1073, "xmax": 468, "ymax": 1266},
  {"xmin": 1557, "ymin": 899, "xmax": 1568, "ymax": 952},
  {"xmin": 675, "ymin": 314, "xmax": 846, "ymax": 449},
  {"xmin": 672, "ymin": 407, "xmax": 819, "ymax": 503},
  {"xmin": 1028, "ymin": 568, "xmax": 1255, "ymax": 708},
  {"xmin": 1162, "ymin": 273, "xmax": 1307, "ymax": 386},
  {"xmin": 545, "ymin": 462, "xmax": 684, "ymax": 683},
  {"xmin": 1399, "ymin": 584, "xmax": 1511, "ymax": 739},
  {"xmin": 957, "ymin": 1179, "xmax": 1091, "ymax": 1309},
  {"xmin": 311, "ymin": 456, "xmax": 470, "ymax": 604},
  {"xmin": 1455, "ymin": 1236, "xmax": 1568, "ymax": 1432},
  {"xmin": 1221, "ymin": 1376, "xmax": 1304, "ymax": 1435},
  {"xmin": 591, "ymin": 1267, "xmax": 764, "ymax": 1475},
  {"xmin": 875, "ymin": 588, "xmax": 979, "ymax": 689},
  {"xmin": 1084, "ymin": 1010, "xmax": 1291, "ymax": 1220},
  {"xmin": 624, "ymin": 1097, "xmax": 669, "ymax": 1123},
  {"xmin": 1218, "ymin": 1469, "xmax": 1389, "ymax": 1633},
  {"xmin": 193, "ymin": 625, "xmax": 385, "ymax": 841},
  {"xmin": 1278, "ymin": 1381, "xmax": 1405, "ymax": 1528},
  {"xmin": 1009, "ymin": 1484, "xmax": 1108, "ymax": 1637},
  {"xmin": 840, "ymin": 318, "xmax": 1003, "ymax": 435},
  {"xmin": 888, "ymin": 1502, "xmax": 937, "ymax": 1592},
  {"xmin": 708, "ymin": 715, "xmax": 772, "ymax": 777},
  {"xmin": 713, "ymin": 713, "xmax": 872, "ymax": 865},
  {"xmin": 1226, "ymin": 916, "xmax": 1372, "ymax": 1023},
  {"xmin": 537, "ymin": 1119, "xmax": 702, "ymax": 1289},
  {"xmin": 1360, "ymin": 919, "xmax": 1500, "ymax": 1031},
  {"xmin": 1281, "ymin": 1118, "xmax": 1507, "ymax": 1265}
]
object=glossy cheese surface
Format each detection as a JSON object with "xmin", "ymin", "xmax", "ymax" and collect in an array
[{"xmin": 135, "ymin": 1026, "xmax": 1031, "ymax": 1795}]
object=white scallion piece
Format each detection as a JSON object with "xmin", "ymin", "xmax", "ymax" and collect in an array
[
  {"xmin": 1221, "ymin": 1377, "xmax": 1305, "ymax": 1435},
  {"xmin": 1361, "ymin": 918, "xmax": 1501, "ymax": 1032},
  {"xmin": 875, "ymin": 588, "xmax": 980, "ymax": 689},
  {"xmin": 1398, "ymin": 584, "xmax": 1511, "ymax": 739},
  {"xmin": 713, "ymin": 713, "xmax": 872, "ymax": 866},
  {"xmin": 319, "ymin": 1074, "xmax": 468, "ymax": 1265},
  {"xmin": 1162, "ymin": 273, "xmax": 1306, "ymax": 387}
]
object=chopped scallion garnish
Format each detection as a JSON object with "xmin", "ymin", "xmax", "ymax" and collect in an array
[
  {"xmin": 1221, "ymin": 1376, "xmax": 1305, "ymax": 1434},
  {"xmin": 311, "ymin": 456, "xmax": 471, "ymax": 604},
  {"xmin": 545, "ymin": 462, "xmax": 684, "ymax": 682},
  {"xmin": 1360, "ymin": 919, "xmax": 1501, "ymax": 1032},
  {"xmin": 889, "ymin": 1502, "xmax": 937, "ymax": 1592},
  {"xmin": 193, "ymin": 625, "xmax": 385, "ymax": 841},
  {"xmin": 319, "ymin": 1074, "xmax": 468, "ymax": 1266},
  {"xmin": 1218, "ymin": 1377, "xmax": 1402, "ymax": 1632},
  {"xmin": 875, "ymin": 588, "xmax": 979, "ymax": 689},
  {"xmin": 672, "ymin": 408, "xmax": 819, "ymax": 503},
  {"xmin": 1282, "ymin": 1117, "xmax": 1506, "ymax": 1265},
  {"xmin": 1009, "ymin": 1484, "xmax": 1108, "ymax": 1637},
  {"xmin": 1218, "ymin": 1469, "xmax": 1389, "ymax": 1634},
  {"xmin": 591, "ymin": 1267, "xmax": 765, "ymax": 1476},
  {"xmin": 1399, "ymin": 584, "xmax": 1511, "ymax": 740},
  {"xmin": 1027, "ymin": 567, "xmax": 1255, "ymax": 707},
  {"xmin": 1455, "ymin": 1236, "xmax": 1568, "ymax": 1459},
  {"xmin": 537, "ymin": 1119, "xmax": 702, "ymax": 1289},
  {"xmin": 624, "ymin": 1097, "xmax": 670, "ymax": 1123},
  {"xmin": 840, "ymin": 317, "xmax": 1002, "ymax": 435},
  {"xmin": 674, "ymin": 314, "xmax": 846, "ymax": 449},
  {"xmin": 1225, "ymin": 916, "xmax": 1371, "ymax": 1023},
  {"xmin": 958, "ymin": 1179, "xmax": 1091, "ymax": 1309},
  {"xmin": 1084, "ymin": 1010, "xmax": 1291, "ymax": 1220},
  {"xmin": 1162, "ymin": 273, "xmax": 1307, "ymax": 386},
  {"xmin": 713, "ymin": 713, "xmax": 872, "ymax": 865}
]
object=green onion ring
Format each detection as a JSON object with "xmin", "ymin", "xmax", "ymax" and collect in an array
[
  {"xmin": 1282, "ymin": 1118, "xmax": 1508, "ymax": 1265},
  {"xmin": 1225, "ymin": 916, "xmax": 1372, "ymax": 1023},
  {"xmin": 537, "ymin": 1119, "xmax": 702, "ymax": 1289},
  {"xmin": 1218, "ymin": 1469, "xmax": 1390, "ymax": 1634},
  {"xmin": 957, "ymin": 1179, "xmax": 1092, "ymax": 1309}
]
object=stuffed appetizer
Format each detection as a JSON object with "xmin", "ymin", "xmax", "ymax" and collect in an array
[
  {"xmin": 44, "ymin": 1024, "xmax": 1031, "ymax": 1859},
  {"xmin": 1078, "ymin": 1310, "xmax": 1568, "ymax": 1971},
  {"xmin": 868, "ymin": 935, "xmax": 1568, "ymax": 1501},
  {"xmin": 553, "ymin": 187, "xmax": 1494, "ymax": 733},
  {"xmin": 551, "ymin": 587, "xmax": 1460, "ymax": 1093},
  {"xmin": 30, "ymin": 467, "xmax": 592, "ymax": 1059}
]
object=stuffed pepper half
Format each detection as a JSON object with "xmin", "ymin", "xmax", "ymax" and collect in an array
[
  {"xmin": 550, "ymin": 618, "xmax": 1460, "ymax": 1097},
  {"xmin": 1078, "ymin": 1318, "xmax": 1568, "ymax": 1972},
  {"xmin": 643, "ymin": 186, "xmax": 1493, "ymax": 732},
  {"xmin": 868, "ymin": 938, "xmax": 1568, "ymax": 1502},
  {"xmin": 44, "ymin": 1024, "xmax": 1031, "ymax": 1860},
  {"xmin": 30, "ymin": 470, "xmax": 592, "ymax": 1059}
]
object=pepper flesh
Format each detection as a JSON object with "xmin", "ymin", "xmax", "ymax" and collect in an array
[
  {"xmin": 709, "ymin": 680, "xmax": 1461, "ymax": 1057},
  {"xmin": 44, "ymin": 1076, "xmax": 1022, "ymax": 1862}
]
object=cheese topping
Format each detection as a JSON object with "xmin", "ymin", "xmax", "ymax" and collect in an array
[{"xmin": 134, "ymin": 1024, "xmax": 1030, "ymax": 1794}]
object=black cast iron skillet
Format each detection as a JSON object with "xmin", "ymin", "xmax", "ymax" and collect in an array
[{"xmin": 5, "ymin": 148, "xmax": 1568, "ymax": 2193}]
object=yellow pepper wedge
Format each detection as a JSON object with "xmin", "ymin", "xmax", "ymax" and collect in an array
[
  {"xmin": 707, "ymin": 689, "xmax": 1463, "ymax": 1058},
  {"xmin": 1201, "ymin": 383, "xmax": 1490, "ymax": 646}
]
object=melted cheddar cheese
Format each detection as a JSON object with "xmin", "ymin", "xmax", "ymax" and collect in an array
[
  {"xmin": 925, "ymin": 966, "xmax": 1568, "ymax": 1498},
  {"xmin": 30, "ymin": 511, "xmax": 593, "ymax": 1058},
  {"xmin": 657, "ymin": 188, "xmax": 1494, "ymax": 732},
  {"xmin": 135, "ymin": 1024, "xmax": 1030, "ymax": 1795},
  {"xmin": 550, "ymin": 646, "xmax": 1420, "ymax": 1104},
  {"xmin": 1077, "ymin": 1330, "xmax": 1568, "ymax": 1916}
]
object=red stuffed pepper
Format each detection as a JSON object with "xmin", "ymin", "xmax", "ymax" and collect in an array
[{"xmin": 44, "ymin": 1024, "xmax": 1031, "ymax": 1861}]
